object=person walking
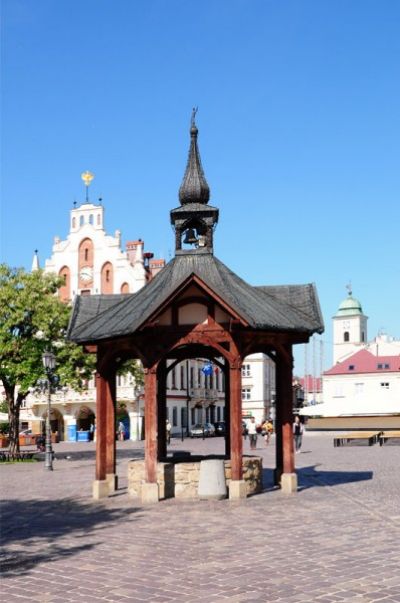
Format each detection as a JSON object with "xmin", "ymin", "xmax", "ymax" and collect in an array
[
  {"xmin": 293, "ymin": 415, "xmax": 304, "ymax": 453},
  {"xmin": 262, "ymin": 418, "xmax": 274, "ymax": 446},
  {"xmin": 118, "ymin": 421, "xmax": 125, "ymax": 441},
  {"xmin": 247, "ymin": 417, "xmax": 258, "ymax": 450},
  {"xmin": 166, "ymin": 419, "xmax": 172, "ymax": 444}
]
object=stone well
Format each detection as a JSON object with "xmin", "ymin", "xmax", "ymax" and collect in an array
[{"xmin": 128, "ymin": 454, "xmax": 262, "ymax": 500}]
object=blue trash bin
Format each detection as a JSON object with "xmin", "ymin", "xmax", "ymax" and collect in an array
[
  {"xmin": 77, "ymin": 431, "xmax": 90, "ymax": 442},
  {"xmin": 67, "ymin": 424, "xmax": 77, "ymax": 442}
]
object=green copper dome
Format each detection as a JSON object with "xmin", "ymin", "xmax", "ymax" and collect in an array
[{"xmin": 335, "ymin": 294, "xmax": 363, "ymax": 317}]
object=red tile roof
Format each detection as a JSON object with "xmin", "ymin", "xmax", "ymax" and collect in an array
[{"xmin": 324, "ymin": 349, "xmax": 400, "ymax": 375}]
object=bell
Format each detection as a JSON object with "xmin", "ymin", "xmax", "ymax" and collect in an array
[{"xmin": 183, "ymin": 228, "xmax": 198, "ymax": 245}]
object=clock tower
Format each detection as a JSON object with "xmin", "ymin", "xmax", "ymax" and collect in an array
[{"xmin": 332, "ymin": 287, "xmax": 368, "ymax": 364}]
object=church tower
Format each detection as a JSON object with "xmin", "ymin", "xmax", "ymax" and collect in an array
[{"xmin": 332, "ymin": 287, "xmax": 368, "ymax": 363}]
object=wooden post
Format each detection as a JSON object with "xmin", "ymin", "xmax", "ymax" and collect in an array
[
  {"xmin": 105, "ymin": 369, "xmax": 117, "ymax": 492},
  {"xmin": 95, "ymin": 370, "xmax": 107, "ymax": 482},
  {"xmin": 276, "ymin": 345, "xmax": 296, "ymax": 492},
  {"xmin": 93, "ymin": 368, "xmax": 113, "ymax": 499},
  {"xmin": 224, "ymin": 360, "xmax": 230, "ymax": 458},
  {"xmin": 105, "ymin": 370, "xmax": 116, "ymax": 476},
  {"xmin": 229, "ymin": 362, "xmax": 243, "ymax": 481},
  {"xmin": 157, "ymin": 360, "xmax": 167, "ymax": 459},
  {"xmin": 144, "ymin": 365, "xmax": 158, "ymax": 484}
]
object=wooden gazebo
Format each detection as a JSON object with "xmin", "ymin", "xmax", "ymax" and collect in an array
[{"xmin": 68, "ymin": 113, "xmax": 324, "ymax": 502}]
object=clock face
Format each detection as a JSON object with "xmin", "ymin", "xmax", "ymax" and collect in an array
[
  {"xmin": 343, "ymin": 320, "xmax": 350, "ymax": 329},
  {"xmin": 80, "ymin": 266, "xmax": 93, "ymax": 282}
]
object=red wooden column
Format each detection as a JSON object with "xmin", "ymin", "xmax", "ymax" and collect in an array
[
  {"xmin": 224, "ymin": 360, "xmax": 230, "ymax": 458},
  {"xmin": 157, "ymin": 360, "xmax": 167, "ymax": 460},
  {"xmin": 229, "ymin": 360, "xmax": 246, "ymax": 498},
  {"xmin": 105, "ymin": 369, "xmax": 117, "ymax": 492},
  {"xmin": 143, "ymin": 364, "xmax": 159, "ymax": 502},
  {"xmin": 93, "ymin": 368, "xmax": 113, "ymax": 498},
  {"xmin": 276, "ymin": 345, "xmax": 297, "ymax": 493}
]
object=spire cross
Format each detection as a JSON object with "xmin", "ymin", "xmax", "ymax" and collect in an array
[
  {"xmin": 191, "ymin": 107, "xmax": 198, "ymax": 127},
  {"xmin": 346, "ymin": 281, "xmax": 352, "ymax": 296}
]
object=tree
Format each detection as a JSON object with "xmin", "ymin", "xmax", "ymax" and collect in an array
[{"xmin": 0, "ymin": 264, "xmax": 94, "ymax": 454}]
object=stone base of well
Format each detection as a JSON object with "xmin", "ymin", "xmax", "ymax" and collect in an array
[{"xmin": 128, "ymin": 455, "xmax": 262, "ymax": 501}]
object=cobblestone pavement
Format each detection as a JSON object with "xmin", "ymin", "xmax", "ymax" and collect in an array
[{"xmin": 1, "ymin": 433, "xmax": 400, "ymax": 603}]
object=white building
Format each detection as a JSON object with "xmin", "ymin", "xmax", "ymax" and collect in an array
[{"xmin": 301, "ymin": 289, "xmax": 400, "ymax": 423}]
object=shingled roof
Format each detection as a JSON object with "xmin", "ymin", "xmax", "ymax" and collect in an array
[{"xmin": 67, "ymin": 250, "xmax": 324, "ymax": 344}]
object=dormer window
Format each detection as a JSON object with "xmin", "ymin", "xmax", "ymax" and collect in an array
[
  {"xmin": 378, "ymin": 363, "xmax": 390, "ymax": 369},
  {"xmin": 348, "ymin": 365, "xmax": 355, "ymax": 370}
]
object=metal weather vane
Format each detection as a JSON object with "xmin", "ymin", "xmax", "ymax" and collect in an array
[{"xmin": 81, "ymin": 170, "xmax": 95, "ymax": 202}]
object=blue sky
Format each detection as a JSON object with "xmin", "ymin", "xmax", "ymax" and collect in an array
[{"xmin": 1, "ymin": 0, "xmax": 399, "ymax": 374}]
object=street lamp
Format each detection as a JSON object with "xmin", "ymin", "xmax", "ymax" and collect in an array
[{"xmin": 42, "ymin": 350, "xmax": 56, "ymax": 471}]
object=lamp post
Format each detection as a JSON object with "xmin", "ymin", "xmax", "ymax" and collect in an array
[{"xmin": 42, "ymin": 350, "xmax": 56, "ymax": 471}]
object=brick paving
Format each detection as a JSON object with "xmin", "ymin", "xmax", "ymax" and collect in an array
[{"xmin": 1, "ymin": 432, "xmax": 400, "ymax": 603}]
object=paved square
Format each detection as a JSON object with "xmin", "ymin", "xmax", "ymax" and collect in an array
[{"xmin": 1, "ymin": 433, "xmax": 400, "ymax": 602}]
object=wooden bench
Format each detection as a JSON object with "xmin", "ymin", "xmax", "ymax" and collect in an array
[
  {"xmin": 379, "ymin": 431, "xmax": 400, "ymax": 446},
  {"xmin": 333, "ymin": 431, "xmax": 381, "ymax": 447}
]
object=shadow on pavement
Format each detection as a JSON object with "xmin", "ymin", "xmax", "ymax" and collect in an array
[
  {"xmin": 262, "ymin": 464, "xmax": 373, "ymax": 493},
  {"xmin": 0, "ymin": 498, "xmax": 142, "ymax": 576},
  {"xmin": 297, "ymin": 464, "xmax": 373, "ymax": 489}
]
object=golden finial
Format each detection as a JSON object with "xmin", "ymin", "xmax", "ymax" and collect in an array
[{"xmin": 81, "ymin": 171, "xmax": 94, "ymax": 202}]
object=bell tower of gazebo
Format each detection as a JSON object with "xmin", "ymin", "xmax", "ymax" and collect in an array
[
  {"xmin": 68, "ymin": 112, "xmax": 324, "ymax": 503},
  {"xmin": 171, "ymin": 109, "xmax": 219, "ymax": 254}
]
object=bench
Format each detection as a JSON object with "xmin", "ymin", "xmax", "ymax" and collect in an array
[
  {"xmin": 333, "ymin": 431, "xmax": 381, "ymax": 447},
  {"xmin": 379, "ymin": 431, "xmax": 400, "ymax": 446},
  {"xmin": 0, "ymin": 450, "xmax": 36, "ymax": 462}
]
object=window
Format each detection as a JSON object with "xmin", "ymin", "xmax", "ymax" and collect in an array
[
  {"xmin": 242, "ymin": 363, "xmax": 251, "ymax": 377},
  {"xmin": 80, "ymin": 215, "xmax": 84, "ymax": 226},
  {"xmin": 344, "ymin": 332, "xmax": 350, "ymax": 342},
  {"xmin": 348, "ymin": 365, "xmax": 355, "ymax": 371},
  {"xmin": 354, "ymin": 383, "xmax": 364, "ymax": 395},
  {"xmin": 171, "ymin": 367, "xmax": 176, "ymax": 389},
  {"xmin": 181, "ymin": 407, "xmax": 187, "ymax": 429},
  {"xmin": 380, "ymin": 382, "xmax": 390, "ymax": 389},
  {"xmin": 89, "ymin": 214, "xmax": 94, "ymax": 225},
  {"xmin": 72, "ymin": 217, "xmax": 76, "ymax": 228},
  {"xmin": 242, "ymin": 388, "xmax": 251, "ymax": 400},
  {"xmin": 361, "ymin": 332, "xmax": 365, "ymax": 342},
  {"xmin": 172, "ymin": 406, "xmax": 178, "ymax": 426},
  {"xmin": 190, "ymin": 367, "xmax": 194, "ymax": 389},
  {"xmin": 180, "ymin": 365, "xmax": 185, "ymax": 390},
  {"xmin": 216, "ymin": 406, "xmax": 221, "ymax": 421},
  {"xmin": 191, "ymin": 408, "xmax": 195, "ymax": 425}
]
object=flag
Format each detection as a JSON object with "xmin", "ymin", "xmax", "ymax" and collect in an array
[{"xmin": 202, "ymin": 362, "xmax": 213, "ymax": 376}]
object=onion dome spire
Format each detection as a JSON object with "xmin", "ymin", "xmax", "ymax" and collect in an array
[{"xmin": 178, "ymin": 108, "xmax": 210, "ymax": 205}]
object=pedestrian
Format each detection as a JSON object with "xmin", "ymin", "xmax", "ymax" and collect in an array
[
  {"xmin": 118, "ymin": 421, "xmax": 125, "ymax": 441},
  {"xmin": 247, "ymin": 417, "xmax": 258, "ymax": 450},
  {"xmin": 262, "ymin": 418, "xmax": 274, "ymax": 446},
  {"xmin": 293, "ymin": 415, "xmax": 304, "ymax": 453},
  {"xmin": 89, "ymin": 422, "xmax": 94, "ymax": 441},
  {"xmin": 166, "ymin": 419, "xmax": 172, "ymax": 444}
]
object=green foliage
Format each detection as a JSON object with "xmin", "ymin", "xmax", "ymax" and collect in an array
[
  {"xmin": 117, "ymin": 359, "xmax": 144, "ymax": 387},
  {"xmin": 0, "ymin": 264, "xmax": 94, "ymax": 394},
  {"xmin": 0, "ymin": 264, "xmax": 95, "ymax": 452},
  {"xmin": 0, "ymin": 422, "xmax": 9, "ymax": 434}
]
